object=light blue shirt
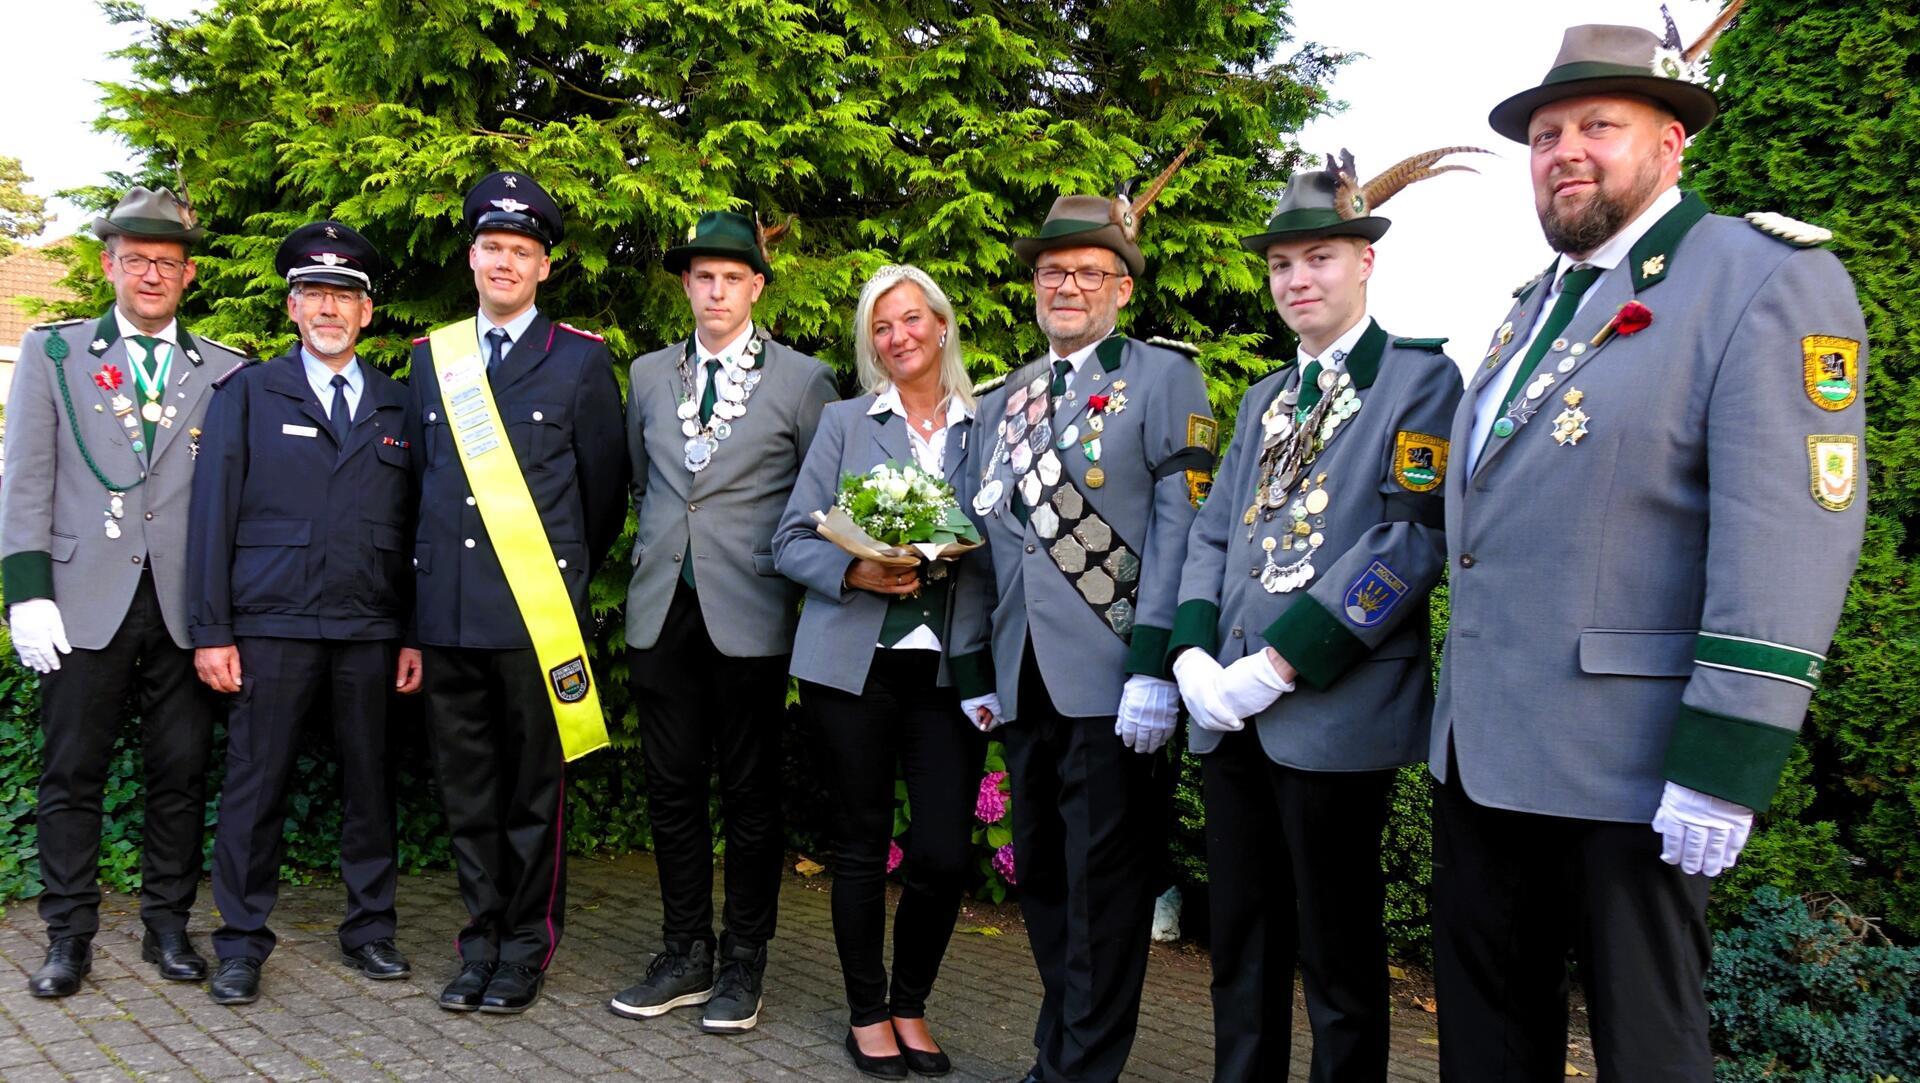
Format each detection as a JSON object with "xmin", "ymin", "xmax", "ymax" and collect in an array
[
  {"xmin": 302, "ymin": 347, "xmax": 363, "ymax": 421},
  {"xmin": 477, "ymin": 305, "xmax": 541, "ymax": 367}
]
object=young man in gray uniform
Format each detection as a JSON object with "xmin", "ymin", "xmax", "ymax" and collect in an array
[
  {"xmin": 1, "ymin": 187, "xmax": 247, "ymax": 997},
  {"xmin": 613, "ymin": 211, "xmax": 835, "ymax": 1034},
  {"xmin": 1169, "ymin": 149, "xmax": 1471, "ymax": 1082},
  {"xmin": 967, "ymin": 185, "xmax": 1214, "ymax": 1083},
  {"xmin": 1434, "ymin": 23, "xmax": 1869, "ymax": 1081}
]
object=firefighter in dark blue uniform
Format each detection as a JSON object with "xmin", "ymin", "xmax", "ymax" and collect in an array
[
  {"xmin": 186, "ymin": 221, "xmax": 420, "ymax": 1005},
  {"xmin": 408, "ymin": 172, "xmax": 628, "ymax": 1014}
]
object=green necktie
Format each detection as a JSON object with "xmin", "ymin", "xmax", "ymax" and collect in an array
[
  {"xmin": 130, "ymin": 334, "xmax": 166, "ymax": 451},
  {"xmin": 1294, "ymin": 358, "xmax": 1324, "ymax": 418},
  {"xmin": 698, "ymin": 358, "xmax": 722, "ymax": 424},
  {"xmin": 1499, "ymin": 265, "xmax": 1602, "ymax": 413},
  {"xmin": 1049, "ymin": 358, "xmax": 1072, "ymax": 398}
]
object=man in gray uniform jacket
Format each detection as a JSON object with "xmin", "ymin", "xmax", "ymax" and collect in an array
[
  {"xmin": 1169, "ymin": 149, "xmax": 1470, "ymax": 1082},
  {"xmin": 1433, "ymin": 23, "xmax": 1869, "ymax": 1082},
  {"xmin": 614, "ymin": 211, "xmax": 836, "ymax": 1034},
  {"xmin": 0, "ymin": 188, "xmax": 247, "ymax": 996},
  {"xmin": 969, "ymin": 184, "xmax": 1214, "ymax": 1083}
]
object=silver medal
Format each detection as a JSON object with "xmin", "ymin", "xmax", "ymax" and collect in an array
[
  {"xmin": 1056, "ymin": 424, "xmax": 1078, "ymax": 449},
  {"xmin": 677, "ymin": 400, "xmax": 698, "ymax": 420},
  {"xmin": 682, "ymin": 418, "xmax": 701, "ymax": 437},
  {"xmin": 1557, "ymin": 357, "xmax": 1576, "ymax": 373},
  {"xmin": 1019, "ymin": 470, "xmax": 1043, "ymax": 507},
  {"xmin": 1007, "ymin": 387, "xmax": 1029, "ymax": 415},
  {"xmin": 712, "ymin": 421, "xmax": 733, "ymax": 440},
  {"xmin": 1036, "ymin": 450, "xmax": 1062, "ymax": 486},
  {"xmin": 104, "ymin": 519, "xmax": 121, "ymax": 539},
  {"xmin": 1030, "ymin": 503, "xmax": 1061, "ymax": 539},
  {"xmin": 973, "ymin": 478, "xmax": 1004, "ymax": 515},
  {"xmin": 683, "ymin": 436, "xmax": 713, "ymax": 472},
  {"xmin": 1010, "ymin": 442, "xmax": 1034, "ymax": 476}
]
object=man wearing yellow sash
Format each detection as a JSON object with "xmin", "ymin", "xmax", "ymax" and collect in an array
[{"xmin": 408, "ymin": 171, "xmax": 628, "ymax": 1015}]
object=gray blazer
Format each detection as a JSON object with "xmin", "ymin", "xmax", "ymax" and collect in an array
[
  {"xmin": 772, "ymin": 395, "xmax": 991, "ymax": 695},
  {"xmin": 624, "ymin": 332, "xmax": 837, "ymax": 658},
  {"xmin": 1434, "ymin": 196, "xmax": 1869, "ymax": 821},
  {"xmin": 0, "ymin": 312, "xmax": 247, "ymax": 649},
  {"xmin": 963, "ymin": 336, "xmax": 1215, "ymax": 720},
  {"xmin": 1174, "ymin": 321, "xmax": 1462, "ymax": 771}
]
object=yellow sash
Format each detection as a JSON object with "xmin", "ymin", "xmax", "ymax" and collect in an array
[{"xmin": 428, "ymin": 319, "xmax": 608, "ymax": 762}]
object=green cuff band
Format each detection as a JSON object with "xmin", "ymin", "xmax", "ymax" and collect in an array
[
  {"xmin": 1663, "ymin": 704, "xmax": 1798, "ymax": 811},
  {"xmin": 1166, "ymin": 599, "xmax": 1220, "ymax": 667},
  {"xmin": 1694, "ymin": 632, "xmax": 1824, "ymax": 690},
  {"xmin": 1125, "ymin": 624, "xmax": 1173, "ymax": 679},
  {"xmin": 1, "ymin": 551, "xmax": 54, "ymax": 604},
  {"xmin": 950, "ymin": 650, "xmax": 993, "ymax": 699},
  {"xmin": 1261, "ymin": 594, "xmax": 1368, "ymax": 692}
]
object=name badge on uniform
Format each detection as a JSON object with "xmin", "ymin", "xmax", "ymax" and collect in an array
[{"xmin": 282, "ymin": 423, "xmax": 319, "ymax": 438}]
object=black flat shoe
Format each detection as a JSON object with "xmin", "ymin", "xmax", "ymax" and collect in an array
[
  {"xmin": 844, "ymin": 1030, "xmax": 908, "ymax": 1080},
  {"xmin": 341, "ymin": 938, "xmax": 411, "ymax": 980},
  {"xmin": 1018, "ymin": 1064, "xmax": 1044, "ymax": 1083},
  {"xmin": 478, "ymin": 963, "xmax": 544, "ymax": 1013},
  {"xmin": 896, "ymin": 1041, "xmax": 952, "ymax": 1076},
  {"xmin": 27, "ymin": 938, "xmax": 91, "ymax": 998},
  {"xmin": 438, "ymin": 961, "xmax": 495, "ymax": 1012},
  {"xmin": 142, "ymin": 929, "xmax": 208, "ymax": 982},
  {"xmin": 208, "ymin": 958, "xmax": 262, "ymax": 1005}
]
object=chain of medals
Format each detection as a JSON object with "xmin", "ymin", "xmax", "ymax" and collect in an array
[
  {"xmin": 1244, "ymin": 350, "xmax": 1362, "ymax": 594},
  {"xmin": 676, "ymin": 334, "xmax": 765, "ymax": 473}
]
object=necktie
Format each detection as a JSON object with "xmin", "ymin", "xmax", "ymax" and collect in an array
[
  {"xmin": 698, "ymin": 358, "xmax": 722, "ymax": 424},
  {"xmin": 486, "ymin": 327, "xmax": 509, "ymax": 372},
  {"xmin": 329, "ymin": 374, "xmax": 351, "ymax": 443},
  {"xmin": 130, "ymin": 335, "xmax": 165, "ymax": 450},
  {"xmin": 1049, "ymin": 358, "xmax": 1072, "ymax": 398},
  {"xmin": 1498, "ymin": 265, "xmax": 1602, "ymax": 413}
]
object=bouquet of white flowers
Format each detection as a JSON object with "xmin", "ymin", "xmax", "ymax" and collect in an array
[{"xmin": 810, "ymin": 461, "xmax": 981, "ymax": 569}]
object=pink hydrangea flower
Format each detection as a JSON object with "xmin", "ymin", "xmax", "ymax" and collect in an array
[
  {"xmin": 887, "ymin": 840, "xmax": 904, "ymax": 874},
  {"xmin": 975, "ymin": 771, "xmax": 1009, "ymax": 823},
  {"xmin": 993, "ymin": 843, "xmax": 1017, "ymax": 885}
]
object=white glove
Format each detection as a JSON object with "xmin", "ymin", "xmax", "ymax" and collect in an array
[
  {"xmin": 8, "ymin": 599, "xmax": 72, "ymax": 674},
  {"xmin": 1172, "ymin": 650, "xmax": 1240, "ymax": 733},
  {"xmin": 1216, "ymin": 650, "xmax": 1294, "ymax": 720},
  {"xmin": 1651, "ymin": 781, "xmax": 1754, "ymax": 877},
  {"xmin": 960, "ymin": 692, "xmax": 1004, "ymax": 733},
  {"xmin": 1115, "ymin": 675, "xmax": 1178, "ymax": 754}
]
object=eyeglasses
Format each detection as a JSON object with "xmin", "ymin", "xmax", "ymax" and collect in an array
[
  {"xmin": 1035, "ymin": 267, "xmax": 1121, "ymax": 291},
  {"xmin": 294, "ymin": 285, "xmax": 366, "ymax": 308},
  {"xmin": 111, "ymin": 253, "xmax": 189, "ymax": 280}
]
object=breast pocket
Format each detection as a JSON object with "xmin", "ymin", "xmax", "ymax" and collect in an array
[
  {"xmin": 421, "ymin": 409, "xmax": 453, "ymax": 471},
  {"xmin": 506, "ymin": 401, "xmax": 570, "ymax": 469},
  {"xmin": 233, "ymin": 518, "xmax": 313, "ymax": 609}
]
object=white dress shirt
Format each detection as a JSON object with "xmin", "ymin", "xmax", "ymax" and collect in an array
[
  {"xmin": 476, "ymin": 304, "xmax": 541, "ymax": 365},
  {"xmin": 1297, "ymin": 313, "xmax": 1372, "ymax": 374},
  {"xmin": 302, "ymin": 348, "xmax": 364, "ymax": 422},
  {"xmin": 694, "ymin": 322, "xmax": 757, "ymax": 400},
  {"xmin": 867, "ymin": 383, "xmax": 975, "ymax": 651},
  {"xmin": 114, "ymin": 307, "xmax": 178, "ymax": 383},
  {"xmin": 1467, "ymin": 185, "xmax": 1681, "ymax": 467}
]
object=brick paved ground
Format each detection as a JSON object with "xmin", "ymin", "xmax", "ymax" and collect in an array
[{"xmin": 0, "ymin": 853, "xmax": 1563, "ymax": 1081}]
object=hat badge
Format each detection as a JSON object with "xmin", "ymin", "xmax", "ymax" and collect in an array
[
  {"xmin": 686, "ymin": 223, "xmax": 699, "ymax": 242},
  {"xmin": 503, "ymin": 175, "xmax": 518, "ymax": 188},
  {"xmin": 312, "ymin": 252, "xmax": 345, "ymax": 266},
  {"xmin": 491, "ymin": 197, "xmax": 530, "ymax": 215},
  {"xmin": 323, "ymin": 225, "xmax": 339, "ymax": 238}
]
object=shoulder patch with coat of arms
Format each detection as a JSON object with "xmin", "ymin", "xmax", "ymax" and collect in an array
[
  {"xmin": 1807, "ymin": 434, "xmax": 1858, "ymax": 512},
  {"xmin": 1393, "ymin": 431, "xmax": 1448, "ymax": 492},
  {"xmin": 1801, "ymin": 335, "xmax": 1859, "ymax": 411}
]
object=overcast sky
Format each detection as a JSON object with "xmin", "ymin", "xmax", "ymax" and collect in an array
[{"xmin": 6, "ymin": 0, "xmax": 1727, "ymax": 371}]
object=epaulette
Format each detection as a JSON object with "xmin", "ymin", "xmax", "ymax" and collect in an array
[
  {"xmin": 212, "ymin": 358, "xmax": 252, "ymax": 387},
  {"xmin": 1145, "ymin": 335, "xmax": 1202, "ymax": 359},
  {"xmin": 30, "ymin": 317, "xmax": 85, "ymax": 331},
  {"xmin": 972, "ymin": 372, "xmax": 1010, "ymax": 396},
  {"xmin": 557, "ymin": 321, "xmax": 605, "ymax": 342},
  {"xmin": 412, "ymin": 334, "xmax": 431, "ymax": 346},
  {"xmin": 1744, "ymin": 211, "xmax": 1832, "ymax": 248},
  {"xmin": 196, "ymin": 335, "xmax": 244, "ymax": 357},
  {"xmin": 1393, "ymin": 337, "xmax": 1449, "ymax": 352},
  {"xmin": 1512, "ymin": 271, "xmax": 1546, "ymax": 298}
]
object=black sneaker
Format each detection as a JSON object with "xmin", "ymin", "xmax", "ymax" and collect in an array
[
  {"xmin": 699, "ymin": 941, "xmax": 766, "ymax": 1033},
  {"xmin": 609, "ymin": 941, "xmax": 714, "ymax": 1018}
]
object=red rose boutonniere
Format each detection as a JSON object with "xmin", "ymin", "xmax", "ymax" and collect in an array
[
  {"xmin": 1087, "ymin": 393, "xmax": 1111, "ymax": 412},
  {"xmin": 1591, "ymin": 300, "xmax": 1653, "ymax": 347},
  {"xmin": 93, "ymin": 364, "xmax": 124, "ymax": 391}
]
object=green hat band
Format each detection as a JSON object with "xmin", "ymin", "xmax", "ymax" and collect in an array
[
  {"xmin": 1542, "ymin": 59, "xmax": 1670, "ymax": 87},
  {"xmin": 1262, "ymin": 207, "xmax": 1351, "ymax": 234}
]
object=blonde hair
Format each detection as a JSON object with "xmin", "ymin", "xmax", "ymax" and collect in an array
[{"xmin": 852, "ymin": 263, "xmax": 974, "ymax": 410}]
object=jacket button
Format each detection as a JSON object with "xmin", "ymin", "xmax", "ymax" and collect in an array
[
  {"xmin": 131, "ymin": 556, "xmax": 142, "ymax": 565},
  {"xmin": 1459, "ymin": 553, "xmax": 1476, "ymax": 568},
  {"xmin": 427, "ymin": 411, "xmax": 437, "ymax": 422},
  {"xmin": 672, "ymin": 553, "xmax": 682, "ymax": 563},
  {"xmin": 412, "ymin": 558, "xmax": 419, "ymax": 567},
  {"xmin": 1249, "ymin": 568, "xmax": 1259, "ymax": 577},
  {"xmin": 1025, "ymin": 544, "xmax": 1036, "ymax": 554},
  {"xmin": 465, "ymin": 496, "xmax": 476, "ymax": 506},
  {"xmin": 1231, "ymin": 627, "xmax": 1244, "ymax": 638},
  {"xmin": 464, "ymin": 538, "xmax": 476, "ymax": 549},
  {"xmin": 144, "ymin": 512, "xmax": 154, "ymax": 521},
  {"xmin": 557, "ymin": 558, "xmax": 568, "ymax": 569},
  {"xmin": 532, "ymin": 410, "xmax": 544, "ymax": 421}
]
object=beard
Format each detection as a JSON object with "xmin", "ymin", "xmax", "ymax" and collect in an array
[{"xmin": 1537, "ymin": 150, "xmax": 1665, "ymax": 255}]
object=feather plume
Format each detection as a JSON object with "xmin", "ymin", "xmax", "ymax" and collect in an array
[
  {"xmin": 1329, "ymin": 149, "xmax": 1364, "ymax": 219},
  {"xmin": 1684, "ymin": 0, "xmax": 1746, "ymax": 63},
  {"xmin": 1110, "ymin": 140, "xmax": 1201, "ymax": 242},
  {"xmin": 1357, "ymin": 146, "xmax": 1490, "ymax": 215},
  {"xmin": 754, "ymin": 213, "xmax": 794, "ymax": 260},
  {"xmin": 1660, "ymin": 5, "xmax": 1685, "ymax": 51}
]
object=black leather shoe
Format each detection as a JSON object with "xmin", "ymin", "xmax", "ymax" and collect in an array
[
  {"xmin": 341, "ymin": 939, "xmax": 411, "ymax": 980},
  {"xmin": 478, "ymin": 963, "xmax": 543, "ymax": 1014},
  {"xmin": 845, "ymin": 1030, "xmax": 908, "ymax": 1080},
  {"xmin": 208, "ymin": 958, "xmax": 262, "ymax": 1005},
  {"xmin": 27, "ymin": 938, "xmax": 91, "ymax": 998},
  {"xmin": 892, "ymin": 1023, "xmax": 952, "ymax": 1077},
  {"xmin": 437, "ymin": 961, "xmax": 495, "ymax": 1012},
  {"xmin": 142, "ymin": 929, "xmax": 208, "ymax": 982}
]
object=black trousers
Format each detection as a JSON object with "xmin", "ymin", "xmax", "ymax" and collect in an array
[
  {"xmin": 1433, "ymin": 764, "xmax": 1714, "ymax": 1082},
  {"xmin": 422, "ymin": 645, "xmax": 567, "ymax": 969},
  {"xmin": 1001, "ymin": 645, "xmax": 1167, "ymax": 1083},
  {"xmin": 628, "ymin": 581, "xmax": 789, "ymax": 949},
  {"xmin": 1202, "ymin": 731, "xmax": 1394, "ymax": 1083},
  {"xmin": 803, "ymin": 650, "xmax": 986, "ymax": 1027},
  {"xmin": 36, "ymin": 571, "xmax": 218, "ymax": 941},
  {"xmin": 211, "ymin": 637, "xmax": 398, "ymax": 962}
]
